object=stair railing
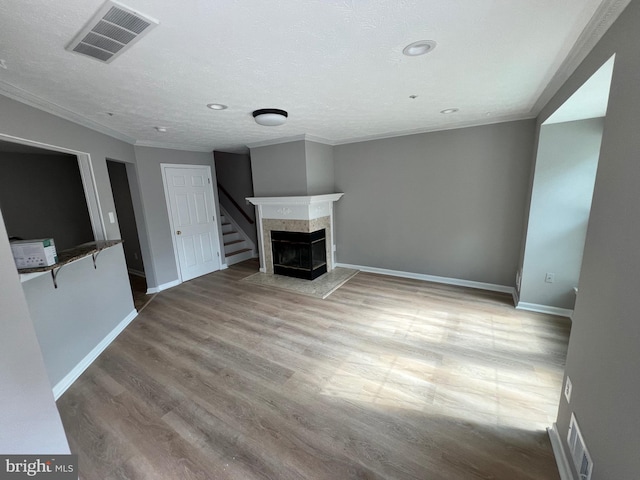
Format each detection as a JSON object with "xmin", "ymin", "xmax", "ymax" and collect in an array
[{"xmin": 217, "ymin": 183, "xmax": 255, "ymax": 224}]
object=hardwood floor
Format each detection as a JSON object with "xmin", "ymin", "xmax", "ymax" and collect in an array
[
  {"xmin": 128, "ymin": 273, "xmax": 154, "ymax": 312},
  {"xmin": 57, "ymin": 259, "xmax": 570, "ymax": 479}
]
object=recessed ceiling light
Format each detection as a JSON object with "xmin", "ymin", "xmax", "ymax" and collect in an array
[
  {"xmin": 155, "ymin": 126, "xmax": 168, "ymax": 133},
  {"xmin": 402, "ymin": 40, "xmax": 437, "ymax": 57},
  {"xmin": 207, "ymin": 103, "xmax": 228, "ymax": 110},
  {"xmin": 252, "ymin": 109, "xmax": 288, "ymax": 126},
  {"xmin": 440, "ymin": 108, "xmax": 459, "ymax": 114},
  {"xmin": 106, "ymin": 112, "xmax": 114, "ymax": 116},
  {"xmin": 409, "ymin": 95, "xmax": 418, "ymax": 99}
]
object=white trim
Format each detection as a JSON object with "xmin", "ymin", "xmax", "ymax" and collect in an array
[
  {"xmin": 146, "ymin": 278, "xmax": 181, "ymax": 294},
  {"xmin": 160, "ymin": 163, "xmax": 223, "ymax": 283},
  {"xmin": 220, "ymin": 263, "xmax": 229, "ymax": 270},
  {"xmin": 512, "ymin": 288, "xmax": 520, "ymax": 306},
  {"xmin": 0, "ymin": 80, "xmax": 136, "ymax": 144},
  {"xmin": 548, "ymin": 424, "xmax": 575, "ymax": 480},
  {"xmin": 134, "ymin": 140, "xmax": 212, "ymax": 152},
  {"xmin": 219, "ymin": 205, "xmax": 256, "ymax": 255},
  {"xmin": 0, "ymin": 134, "xmax": 107, "ymax": 242},
  {"xmin": 331, "ymin": 114, "xmax": 537, "ymax": 146},
  {"xmin": 127, "ymin": 268, "xmax": 146, "ymax": 278},
  {"xmin": 335, "ymin": 263, "xmax": 514, "ymax": 294},
  {"xmin": 532, "ymin": 0, "xmax": 632, "ymax": 118},
  {"xmin": 78, "ymin": 153, "xmax": 107, "ymax": 241},
  {"xmin": 246, "ymin": 193, "xmax": 344, "ymax": 206},
  {"xmin": 516, "ymin": 302, "xmax": 573, "ymax": 318},
  {"xmin": 52, "ymin": 309, "xmax": 138, "ymax": 400},
  {"xmin": 246, "ymin": 134, "xmax": 333, "ymax": 149}
]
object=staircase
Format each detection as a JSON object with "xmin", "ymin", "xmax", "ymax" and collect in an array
[{"xmin": 220, "ymin": 207, "xmax": 256, "ymax": 266}]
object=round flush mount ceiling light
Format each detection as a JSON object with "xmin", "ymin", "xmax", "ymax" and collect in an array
[
  {"xmin": 402, "ymin": 40, "xmax": 437, "ymax": 56},
  {"xmin": 154, "ymin": 126, "xmax": 168, "ymax": 133},
  {"xmin": 440, "ymin": 108, "xmax": 459, "ymax": 114},
  {"xmin": 207, "ymin": 103, "xmax": 228, "ymax": 110},
  {"xmin": 252, "ymin": 108, "xmax": 288, "ymax": 126}
]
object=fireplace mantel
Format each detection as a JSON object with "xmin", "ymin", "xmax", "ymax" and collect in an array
[{"xmin": 246, "ymin": 193, "xmax": 344, "ymax": 274}]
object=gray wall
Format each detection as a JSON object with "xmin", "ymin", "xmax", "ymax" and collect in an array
[
  {"xmin": 250, "ymin": 140, "xmax": 308, "ymax": 196},
  {"xmin": 0, "ymin": 152, "xmax": 95, "ymax": 251},
  {"xmin": 334, "ymin": 120, "xmax": 536, "ymax": 286},
  {"xmin": 23, "ymin": 243, "xmax": 135, "ymax": 387},
  {"xmin": 0, "ymin": 208, "xmax": 70, "ymax": 453},
  {"xmin": 0, "ymin": 96, "xmax": 136, "ymax": 241},
  {"xmin": 133, "ymin": 146, "xmax": 222, "ymax": 284},
  {"xmin": 519, "ymin": 118, "xmax": 603, "ymax": 310},
  {"xmin": 214, "ymin": 151, "xmax": 257, "ymax": 244},
  {"xmin": 305, "ymin": 141, "xmax": 335, "ymax": 195},
  {"xmin": 251, "ymin": 140, "xmax": 336, "ymax": 198},
  {"xmin": 536, "ymin": 2, "xmax": 640, "ymax": 478},
  {"xmin": 107, "ymin": 160, "xmax": 145, "ymax": 273}
]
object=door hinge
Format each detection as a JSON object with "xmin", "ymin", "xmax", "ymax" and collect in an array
[{"xmin": 208, "ymin": 178, "xmax": 211, "ymax": 184}]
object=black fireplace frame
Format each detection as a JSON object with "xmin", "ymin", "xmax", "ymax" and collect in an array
[{"xmin": 271, "ymin": 229, "xmax": 327, "ymax": 280}]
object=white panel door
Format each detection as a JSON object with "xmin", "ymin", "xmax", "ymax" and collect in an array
[{"xmin": 164, "ymin": 166, "xmax": 221, "ymax": 282}]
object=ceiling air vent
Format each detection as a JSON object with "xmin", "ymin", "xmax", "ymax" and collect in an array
[{"xmin": 66, "ymin": 0, "xmax": 158, "ymax": 63}]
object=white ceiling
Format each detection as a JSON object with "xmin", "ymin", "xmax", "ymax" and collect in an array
[{"xmin": 0, "ymin": 0, "xmax": 629, "ymax": 153}]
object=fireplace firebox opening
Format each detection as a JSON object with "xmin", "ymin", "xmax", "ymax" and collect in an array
[{"xmin": 271, "ymin": 229, "xmax": 327, "ymax": 280}]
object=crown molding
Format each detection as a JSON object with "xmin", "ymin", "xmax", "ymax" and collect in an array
[
  {"xmin": 0, "ymin": 80, "xmax": 137, "ymax": 145},
  {"xmin": 134, "ymin": 140, "xmax": 213, "ymax": 152},
  {"xmin": 246, "ymin": 134, "xmax": 334, "ymax": 150},
  {"xmin": 330, "ymin": 113, "xmax": 537, "ymax": 146},
  {"xmin": 531, "ymin": 0, "xmax": 631, "ymax": 115}
]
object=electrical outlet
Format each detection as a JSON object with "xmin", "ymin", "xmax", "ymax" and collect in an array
[
  {"xmin": 545, "ymin": 272, "xmax": 555, "ymax": 283},
  {"xmin": 564, "ymin": 376, "xmax": 572, "ymax": 403},
  {"xmin": 108, "ymin": 211, "xmax": 116, "ymax": 224}
]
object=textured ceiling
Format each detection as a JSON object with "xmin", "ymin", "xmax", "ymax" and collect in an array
[{"xmin": 0, "ymin": 0, "xmax": 627, "ymax": 152}]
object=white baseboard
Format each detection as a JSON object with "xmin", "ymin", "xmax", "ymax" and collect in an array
[
  {"xmin": 220, "ymin": 263, "xmax": 229, "ymax": 270},
  {"xmin": 516, "ymin": 302, "xmax": 573, "ymax": 318},
  {"xmin": 52, "ymin": 309, "xmax": 138, "ymax": 400},
  {"xmin": 127, "ymin": 268, "xmax": 146, "ymax": 278},
  {"xmin": 335, "ymin": 263, "xmax": 514, "ymax": 294},
  {"xmin": 146, "ymin": 278, "xmax": 181, "ymax": 294},
  {"xmin": 548, "ymin": 424, "xmax": 575, "ymax": 480}
]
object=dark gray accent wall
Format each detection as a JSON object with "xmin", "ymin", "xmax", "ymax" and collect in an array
[
  {"xmin": 133, "ymin": 146, "xmax": 221, "ymax": 286},
  {"xmin": 0, "ymin": 208, "xmax": 70, "ymax": 453},
  {"xmin": 0, "ymin": 152, "xmax": 95, "ymax": 251},
  {"xmin": 107, "ymin": 160, "xmax": 145, "ymax": 273},
  {"xmin": 536, "ymin": 2, "xmax": 640, "ymax": 478},
  {"xmin": 214, "ymin": 151, "xmax": 257, "ymax": 244},
  {"xmin": 519, "ymin": 118, "xmax": 603, "ymax": 310},
  {"xmin": 334, "ymin": 120, "xmax": 536, "ymax": 286}
]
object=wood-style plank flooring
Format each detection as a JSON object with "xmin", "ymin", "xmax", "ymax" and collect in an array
[{"xmin": 58, "ymin": 259, "xmax": 570, "ymax": 479}]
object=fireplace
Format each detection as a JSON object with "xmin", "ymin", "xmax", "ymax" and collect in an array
[
  {"xmin": 271, "ymin": 229, "xmax": 327, "ymax": 280},
  {"xmin": 246, "ymin": 193, "xmax": 344, "ymax": 276}
]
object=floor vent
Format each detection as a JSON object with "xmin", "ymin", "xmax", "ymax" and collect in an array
[
  {"xmin": 66, "ymin": 0, "xmax": 158, "ymax": 63},
  {"xmin": 567, "ymin": 413, "xmax": 593, "ymax": 480}
]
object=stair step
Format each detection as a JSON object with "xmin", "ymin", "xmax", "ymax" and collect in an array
[
  {"xmin": 223, "ymin": 229, "xmax": 238, "ymax": 235},
  {"xmin": 225, "ymin": 247, "xmax": 252, "ymax": 257},
  {"xmin": 224, "ymin": 239, "xmax": 244, "ymax": 246}
]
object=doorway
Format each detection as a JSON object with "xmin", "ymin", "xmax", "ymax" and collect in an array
[
  {"xmin": 161, "ymin": 164, "xmax": 221, "ymax": 282},
  {"xmin": 516, "ymin": 55, "xmax": 615, "ymax": 315},
  {"xmin": 106, "ymin": 159, "xmax": 150, "ymax": 311}
]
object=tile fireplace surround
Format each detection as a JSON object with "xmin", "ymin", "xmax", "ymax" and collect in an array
[{"xmin": 246, "ymin": 193, "xmax": 344, "ymax": 275}]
